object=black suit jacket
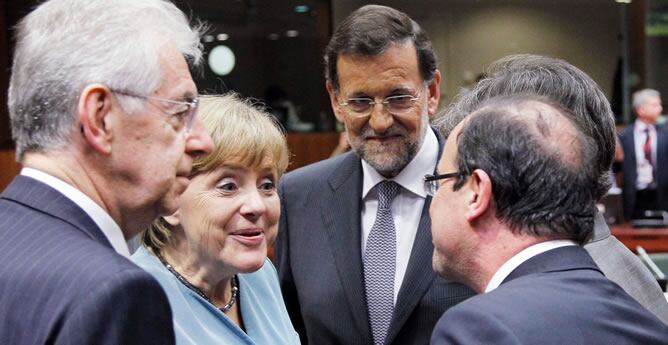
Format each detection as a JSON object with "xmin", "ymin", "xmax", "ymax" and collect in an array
[
  {"xmin": 0, "ymin": 175, "xmax": 175, "ymax": 344},
  {"xmin": 275, "ymin": 130, "xmax": 474, "ymax": 345},
  {"xmin": 431, "ymin": 246, "xmax": 668, "ymax": 344},
  {"xmin": 619, "ymin": 124, "xmax": 668, "ymax": 219}
]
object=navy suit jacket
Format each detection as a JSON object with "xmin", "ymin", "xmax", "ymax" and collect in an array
[
  {"xmin": 0, "ymin": 175, "xmax": 175, "ymax": 344},
  {"xmin": 275, "ymin": 130, "xmax": 475, "ymax": 345},
  {"xmin": 431, "ymin": 246, "xmax": 668, "ymax": 344},
  {"xmin": 619, "ymin": 124, "xmax": 668, "ymax": 220}
]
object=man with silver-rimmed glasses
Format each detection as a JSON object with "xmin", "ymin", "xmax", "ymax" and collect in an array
[
  {"xmin": 0, "ymin": 0, "xmax": 213, "ymax": 344},
  {"xmin": 275, "ymin": 5, "xmax": 474, "ymax": 345}
]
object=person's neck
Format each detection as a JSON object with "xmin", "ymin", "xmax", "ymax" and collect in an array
[
  {"xmin": 638, "ymin": 118, "xmax": 656, "ymax": 126},
  {"xmin": 473, "ymin": 229, "xmax": 545, "ymax": 293},
  {"xmin": 161, "ymin": 243, "xmax": 234, "ymax": 305},
  {"xmin": 22, "ymin": 150, "xmax": 150, "ymax": 239}
]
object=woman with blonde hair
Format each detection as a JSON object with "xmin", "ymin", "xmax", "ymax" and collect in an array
[{"xmin": 132, "ymin": 94, "xmax": 299, "ymax": 344}]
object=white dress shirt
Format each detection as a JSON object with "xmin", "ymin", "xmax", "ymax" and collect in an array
[
  {"xmin": 484, "ymin": 240, "xmax": 577, "ymax": 293},
  {"xmin": 633, "ymin": 120, "xmax": 657, "ymax": 190},
  {"xmin": 21, "ymin": 167, "xmax": 130, "ymax": 257},
  {"xmin": 361, "ymin": 128, "xmax": 439, "ymax": 303}
]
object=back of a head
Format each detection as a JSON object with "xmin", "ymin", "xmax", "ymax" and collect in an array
[
  {"xmin": 324, "ymin": 4, "xmax": 437, "ymax": 91},
  {"xmin": 8, "ymin": 0, "xmax": 205, "ymax": 160},
  {"xmin": 436, "ymin": 54, "xmax": 615, "ymax": 200},
  {"xmin": 454, "ymin": 95, "xmax": 598, "ymax": 243}
]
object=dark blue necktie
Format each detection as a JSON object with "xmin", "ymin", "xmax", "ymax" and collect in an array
[{"xmin": 364, "ymin": 180, "xmax": 399, "ymax": 345}]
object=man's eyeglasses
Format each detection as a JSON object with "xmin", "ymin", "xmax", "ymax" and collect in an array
[
  {"xmin": 424, "ymin": 172, "xmax": 464, "ymax": 196},
  {"xmin": 111, "ymin": 89, "xmax": 199, "ymax": 132},
  {"xmin": 338, "ymin": 92, "xmax": 420, "ymax": 117}
]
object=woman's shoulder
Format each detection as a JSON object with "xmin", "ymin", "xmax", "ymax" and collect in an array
[
  {"xmin": 239, "ymin": 259, "xmax": 279, "ymax": 285},
  {"xmin": 130, "ymin": 247, "xmax": 176, "ymax": 287}
]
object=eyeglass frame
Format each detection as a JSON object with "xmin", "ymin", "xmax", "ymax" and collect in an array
[
  {"xmin": 337, "ymin": 91, "xmax": 422, "ymax": 118},
  {"xmin": 110, "ymin": 89, "xmax": 199, "ymax": 132},
  {"xmin": 424, "ymin": 172, "xmax": 465, "ymax": 196}
]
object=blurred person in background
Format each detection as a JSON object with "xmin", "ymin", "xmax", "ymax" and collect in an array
[{"xmin": 619, "ymin": 89, "xmax": 668, "ymax": 220}]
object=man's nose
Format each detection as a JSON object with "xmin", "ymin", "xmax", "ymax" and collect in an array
[{"xmin": 184, "ymin": 117, "xmax": 214, "ymax": 157}]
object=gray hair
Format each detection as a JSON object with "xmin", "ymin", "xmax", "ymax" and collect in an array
[
  {"xmin": 632, "ymin": 88, "xmax": 661, "ymax": 109},
  {"xmin": 435, "ymin": 54, "xmax": 616, "ymax": 201},
  {"xmin": 453, "ymin": 95, "xmax": 598, "ymax": 244},
  {"xmin": 8, "ymin": 0, "xmax": 205, "ymax": 160}
]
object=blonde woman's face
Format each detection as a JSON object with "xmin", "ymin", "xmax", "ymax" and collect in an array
[{"xmin": 175, "ymin": 158, "xmax": 280, "ymax": 273}]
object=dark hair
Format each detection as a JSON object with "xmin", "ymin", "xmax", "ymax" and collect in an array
[
  {"xmin": 435, "ymin": 54, "xmax": 615, "ymax": 200},
  {"xmin": 453, "ymin": 95, "xmax": 598, "ymax": 244},
  {"xmin": 324, "ymin": 5, "xmax": 437, "ymax": 91}
]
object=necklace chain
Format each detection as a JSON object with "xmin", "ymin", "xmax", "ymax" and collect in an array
[{"xmin": 153, "ymin": 248, "xmax": 239, "ymax": 313}]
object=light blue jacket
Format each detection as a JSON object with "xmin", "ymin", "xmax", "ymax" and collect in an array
[{"xmin": 132, "ymin": 246, "xmax": 300, "ymax": 345}]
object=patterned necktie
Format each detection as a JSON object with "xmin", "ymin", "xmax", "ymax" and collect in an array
[
  {"xmin": 364, "ymin": 180, "xmax": 400, "ymax": 345},
  {"xmin": 644, "ymin": 127, "xmax": 653, "ymax": 166}
]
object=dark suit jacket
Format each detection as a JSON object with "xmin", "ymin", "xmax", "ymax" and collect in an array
[
  {"xmin": 275, "ymin": 130, "xmax": 475, "ymax": 345},
  {"xmin": 0, "ymin": 175, "xmax": 175, "ymax": 345},
  {"xmin": 431, "ymin": 246, "xmax": 668, "ymax": 344},
  {"xmin": 619, "ymin": 124, "xmax": 668, "ymax": 219}
]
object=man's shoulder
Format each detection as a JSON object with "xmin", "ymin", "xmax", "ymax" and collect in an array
[
  {"xmin": 0, "ymin": 196, "xmax": 155, "ymax": 297},
  {"xmin": 619, "ymin": 125, "xmax": 634, "ymax": 138},
  {"xmin": 282, "ymin": 151, "xmax": 358, "ymax": 187}
]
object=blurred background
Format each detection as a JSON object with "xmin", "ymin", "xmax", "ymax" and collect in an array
[{"xmin": 1, "ymin": 0, "xmax": 667, "ymax": 173}]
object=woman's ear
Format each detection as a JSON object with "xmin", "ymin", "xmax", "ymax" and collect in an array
[{"xmin": 465, "ymin": 169, "xmax": 493, "ymax": 222}]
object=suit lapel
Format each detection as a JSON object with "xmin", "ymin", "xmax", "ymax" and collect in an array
[
  {"xmin": 385, "ymin": 197, "xmax": 435, "ymax": 343},
  {"xmin": 320, "ymin": 152, "xmax": 372, "ymax": 341},
  {"xmin": 386, "ymin": 128, "xmax": 444, "ymax": 343},
  {"xmin": 1, "ymin": 175, "xmax": 113, "ymax": 249}
]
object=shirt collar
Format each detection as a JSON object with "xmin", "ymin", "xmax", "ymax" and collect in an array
[
  {"xmin": 21, "ymin": 167, "xmax": 130, "ymax": 257},
  {"xmin": 362, "ymin": 128, "xmax": 438, "ymax": 199},
  {"xmin": 634, "ymin": 119, "xmax": 655, "ymax": 132},
  {"xmin": 484, "ymin": 239, "xmax": 577, "ymax": 293}
]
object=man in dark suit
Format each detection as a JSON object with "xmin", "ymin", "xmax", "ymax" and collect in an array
[
  {"xmin": 275, "ymin": 5, "xmax": 474, "ymax": 345},
  {"xmin": 435, "ymin": 54, "xmax": 668, "ymax": 323},
  {"xmin": 0, "ymin": 1, "xmax": 213, "ymax": 344},
  {"xmin": 429, "ymin": 95, "xmax": 667, "ymax": 344},
  {"xmin": 619, "ymin": 89, "xmax": 668, "ymax": 220}
]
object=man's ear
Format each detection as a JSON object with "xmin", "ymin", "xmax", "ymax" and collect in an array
[
  {"xmin": 78, "ymin": 84, "xmax": 114, "ymax": 155},
  {"xmin": 326, "ymin": 80, "xmax": 346, "ymax": 123},
  {"xmin": 427, "ymin": 69, "xmax": 442, "ymax": 117},
  {"xmin": 465, "ymin": 169, "xmax": 492, "ymax": 222}
]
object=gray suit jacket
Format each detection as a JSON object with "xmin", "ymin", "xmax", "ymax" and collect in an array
[
  {"xmin": 275, "ymin": 131, "xmax": 474, "ymax": 345},
  {"xmin": 585, "ymin": 212, "xmax": 668, "ymax": 324},
  {"xmin": 0, "ymin": 175, "xmax": 175, "ymax": 344}
]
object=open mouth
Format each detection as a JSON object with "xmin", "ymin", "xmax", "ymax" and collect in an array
[{"xmin": 231, "ymin": 229, "xmax": 265, "ymax": 246}]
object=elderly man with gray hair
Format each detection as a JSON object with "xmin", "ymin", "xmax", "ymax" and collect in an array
[
  {"xmin": 435, "ymin": 54, "xmax": 668, "ymax": 323},
  {"xmin": 619, "ymin": 89, "xmax": 667, "ymax": 220},
  {"xmin": 0, "ymin": 0, "xmax": 213, "ymax": 344}
]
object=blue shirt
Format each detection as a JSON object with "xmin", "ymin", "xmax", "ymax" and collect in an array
[{"xmin": 132, "ymin": 246, "xmax": 300, "ymax": 345}]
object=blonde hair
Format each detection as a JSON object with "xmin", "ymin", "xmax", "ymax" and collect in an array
[{"xmin": 144, "ymin": 93, "xmax": 290, "ymax": 249}]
